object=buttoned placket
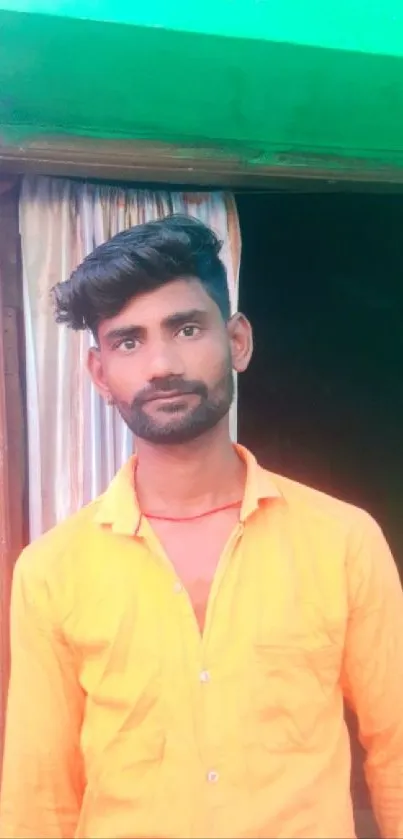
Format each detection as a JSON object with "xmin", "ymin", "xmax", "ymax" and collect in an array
[{"xmin": 142, "ymin": 516, "xmax": 245, "ymax": 797}]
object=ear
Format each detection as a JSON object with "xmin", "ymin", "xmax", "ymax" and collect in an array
[
  {"xmin": 227, "ymin": 312, "xmax": 253, "ymax": 373},
  {"xmin": 87, "ymin": 346, "xmax": 113, "ymax": 404}
]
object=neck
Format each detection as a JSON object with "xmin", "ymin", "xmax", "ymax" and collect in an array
[{"xmin": 134, "ymin": 420, "xmax": 246, "ymax": 516}]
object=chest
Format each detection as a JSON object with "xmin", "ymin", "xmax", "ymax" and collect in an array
[
  {"xmin": 147, "ymin": 508, "xmax": 240, "ymax": 632},
  {"xmin": 71, "ymin": 520, "xmax": 348, "ymax": 765},
  {"xmin": 67, "ymin": 511, "xmax": 348, "ymax": 663}
]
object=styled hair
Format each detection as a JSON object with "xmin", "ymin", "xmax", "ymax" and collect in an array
[{"xmin": 52, "ymin": 214, "xmax": 231, "ymax": 334}]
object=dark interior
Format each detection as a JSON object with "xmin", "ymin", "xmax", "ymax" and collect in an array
[
  {"xmin": 237, "ymin": 192, "xmax": 403, "ymax": 566},
  {"xmin": 236, "ymin": 191, "xmax": 403, "ymax": 837}
]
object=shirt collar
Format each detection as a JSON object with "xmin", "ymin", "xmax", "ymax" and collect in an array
[
  {"xmin": 94, "ymin": 444, "xmax": 282, "ymax": 536},
  {"xmin": 237, "ymin": 444, "xmax": 282, "ymax": 521}
]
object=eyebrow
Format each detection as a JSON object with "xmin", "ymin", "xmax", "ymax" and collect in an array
[
  {"xmin": 162, "ymin": 309, "xmax": 209, "ymax": 330},
  {"xmin": 103, "ymin": 325, "xmax": 143, "ymax": 345},
  {"xmin": 104, "ymin": 309, "xmax": 209, "ymax": 345}
]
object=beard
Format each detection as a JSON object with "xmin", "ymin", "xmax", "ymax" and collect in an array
[{"xmin": 114, "ymin": 359, "xmax": 234, "ymax": 445}]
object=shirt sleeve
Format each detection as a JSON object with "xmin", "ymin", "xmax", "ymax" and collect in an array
[
  {"xmin": 0, "ymin": 551, "xmax": 85, "ymax": 838},
  {"xmin": 342, "ymin": 512, "xmax": 403, "ymax": 839}
]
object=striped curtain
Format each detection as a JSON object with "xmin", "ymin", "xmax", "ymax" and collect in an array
[{"xmin": 19, "ymin": 177, "xmax": 241, "ymax": 538}]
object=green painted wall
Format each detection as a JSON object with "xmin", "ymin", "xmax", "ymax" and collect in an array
[
  {"xmin": 1, "ymin": 2, "xmax": 403, "ymax": 176},
  {"xmin": 2, "ymin": 0, "xmax": 403, "ymax": 56}
]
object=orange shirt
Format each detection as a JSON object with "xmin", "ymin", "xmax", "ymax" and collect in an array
[{"xmin": 1, "ymin": 446, "xmax": 403, "ymax": 839}]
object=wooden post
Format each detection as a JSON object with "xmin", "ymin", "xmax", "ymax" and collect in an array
[{"xmin": 0, "ymin": 178, "xmax": 26, "ymax": 771}]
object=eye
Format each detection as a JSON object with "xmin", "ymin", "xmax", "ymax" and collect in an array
[
  {"xmin": 115, "ymin": 338, "xmax": 138, "ymax": 353},
  {"xmin": 177, "ymin": 325, "xmax": 201, "ymax": 339}
]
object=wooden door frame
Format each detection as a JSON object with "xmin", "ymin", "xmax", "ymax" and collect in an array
[
  {"xmin": 0, "ymin": 133, "xmax": 401, "ymax": 578},
  {"xmin": 0, "ymin": 142, "xmax": 396, "ymax": 835},
  {"xmin": 1, "ymin": 136, "xmax": 403, "ymax": 191},
  {"xmin": 0, "ymin": 177, "xmax": 26, "ymax": 769}
]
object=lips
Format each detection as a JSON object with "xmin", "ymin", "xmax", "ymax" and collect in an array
[{"xmin": 144, "ymin": 391, "xmax": 191, "ymax": 403}]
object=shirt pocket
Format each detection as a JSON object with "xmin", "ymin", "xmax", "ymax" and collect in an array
[{"xmin": 248, "ymin": 642, "xmax": 342, "ymax": 751}]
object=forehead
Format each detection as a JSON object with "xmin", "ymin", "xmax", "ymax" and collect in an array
[{"xmin": 98, "ymin": 278, "xmax": 219, "ymax": 337}]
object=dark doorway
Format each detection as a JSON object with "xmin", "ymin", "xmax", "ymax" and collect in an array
[
  {"xmin": 236, "ymin": 190, "xmax": 403, "ymax": 838},
  {"xmin": 237, "ymin": 192, "xmax": 403, "ymax": 564}
]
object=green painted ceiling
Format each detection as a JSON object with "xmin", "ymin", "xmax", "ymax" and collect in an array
[{"xmin": 1, "ymin": 1, "xmax": 403, "ymax": 176}]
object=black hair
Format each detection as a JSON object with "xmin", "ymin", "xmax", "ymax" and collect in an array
[{"xmin": 52, "ymin": 214, "xmax": 231, "ymax": 334}]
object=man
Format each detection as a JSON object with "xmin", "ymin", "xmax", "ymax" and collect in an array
[{"xmin": 1, "ymin": 215, "xmax": 403, "ymax": 839}]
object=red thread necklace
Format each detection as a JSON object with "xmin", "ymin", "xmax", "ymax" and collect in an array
[{"xmin": 144, "ymin": 498, "xmax": 243, "ymax": 523}]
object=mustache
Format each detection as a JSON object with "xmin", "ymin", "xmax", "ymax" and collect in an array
[{"xmin": 133, "ymin": 377, "xmax": 208, "ymax": 406}]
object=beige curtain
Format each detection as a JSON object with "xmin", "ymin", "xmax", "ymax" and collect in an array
[{"xmin": 19, "ymin": 177, "xmax": 241, "ymax": 538}]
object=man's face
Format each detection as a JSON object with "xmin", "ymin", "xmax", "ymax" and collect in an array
[{"xmin": 88, "ymin": 278, "xmax": 252, "ymax": 445}]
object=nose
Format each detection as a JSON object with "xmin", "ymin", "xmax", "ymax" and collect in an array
[{"xmin": 145, "ymin": 340, "xmax": 185, "ymax": 381}]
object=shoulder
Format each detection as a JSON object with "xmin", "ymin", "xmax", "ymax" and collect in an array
[
  {"xmin": 268, "ymin": 469, "xmax": 380, "ymax": 545},
  {"xmin": 13, "ymin": 497, "xmax": 105, "ymax": 589},
  {"xmin": 266, "ymin": 471, "xmax": 397, "ymax": 598}
]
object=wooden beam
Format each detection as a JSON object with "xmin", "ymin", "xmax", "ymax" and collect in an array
[{"xmin": 2, "ymin": 136, "xmax": 403, "ymax": 191}]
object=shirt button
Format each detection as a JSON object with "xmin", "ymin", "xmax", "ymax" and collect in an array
[
  {"xmin": 173, "ymin": 581, "xmax": 183, "ymax": 593},
  {"xmin": 199, "ymin": 670, "xmax": 210, "ymax": 683},
  {"xmin": 207, "ymin": 770, "xmax": 219, "ymax": 783}
]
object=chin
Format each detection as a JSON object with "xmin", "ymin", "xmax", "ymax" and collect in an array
[{"xmin": 140, "ymin": 422, "xmax": 206, "ymax": 445}]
